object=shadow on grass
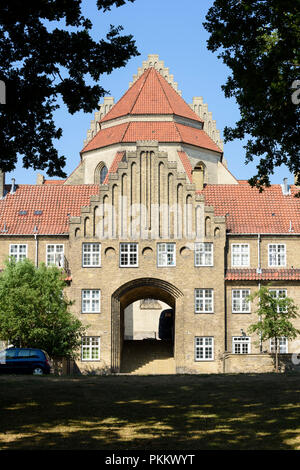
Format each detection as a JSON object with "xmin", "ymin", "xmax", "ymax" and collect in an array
[{"xmin": 0, "ymin": 374, "xmax": 299, "ymax": 450}]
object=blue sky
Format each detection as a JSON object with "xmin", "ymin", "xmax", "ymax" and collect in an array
[{"xmin": 9, "ymin": 0, "xmax": 292, "ymax": 185}]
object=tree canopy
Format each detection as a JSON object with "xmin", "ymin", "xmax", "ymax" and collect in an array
[
  {"xmin": 204, "ymin": 0, "xmax": 300, "ymax": 189},
  {"xmin": 0, "ymin": 0, "xmax": 138, "ymax": 177},
  {"xmin": 0, "ymin": 258, "xmax": 86, "ymax": 359},
  {"xmin": 248, "ymin": 285, "xmax": 300, "ymax": 372}
]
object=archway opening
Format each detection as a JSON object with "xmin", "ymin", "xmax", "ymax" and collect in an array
[{"xmin": 111, "ymin": 278, "xmax": 182, "ymax": 374}]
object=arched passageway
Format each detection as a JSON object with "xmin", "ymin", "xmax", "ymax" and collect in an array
[{"xmin": 111, "ymin": 278, "xmax": 183, "ymax": 373}]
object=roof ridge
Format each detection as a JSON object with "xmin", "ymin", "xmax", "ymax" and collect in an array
[
  {"xmin": 128, "ymin": 68, "xmax": 152, "ymax": 115},
  {"xmin": 172, "ymin": 121, "xmax": 183, "ymax": 142},
  {"xmin": 100, "ymin": 69, "xmax": 151, "ymax": 124},
  {"xmin": 156, "ymin": 70, "xmax": 202, "ymax": 123},
  {"xmin": 152, "ymin": 67, "xmax": 175, "ymax": 115}
]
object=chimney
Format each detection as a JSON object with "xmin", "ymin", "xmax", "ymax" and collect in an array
[
  {"xmin": 36, "ymin": 173, "xmax": 45, "ymax": 185},
  {"xmin": 294, "ymin": 173, "xmax": 300, "ymax": 186},
  {"xmin": 10, "ymin": 177, "xmax": 16, "ymax": 194},
  {"xmin": 281, "ymin": 177, "xmax": 290, "ymax": 196},
  {"xmin": 0, "ymin": 170, "xmax": 5, "ymax": 198}
]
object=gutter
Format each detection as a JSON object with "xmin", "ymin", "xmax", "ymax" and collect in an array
[{"xmin": 228, "ymin": 233, "xmax": 300, "ymax": 236}]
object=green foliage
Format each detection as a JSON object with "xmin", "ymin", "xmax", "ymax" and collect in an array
[
  {"xmin": 0, "ymin": 0, "xmax": 138, "ymax": 177},
  {"xmin": 204, "ymin": 0, "xmax": 300, "ymax": 189},
  {"xmin": 248, "ymin": 285, "xmax": 300, "ymax": 341},
  {"xmin": 0, "ymin": 258, "xmax": 87, "ymax": 359},
  {"xmin": 248, "ymin": 285, "xmax": 300, "ymax": 371}
]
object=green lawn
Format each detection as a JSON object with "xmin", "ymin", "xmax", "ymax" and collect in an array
[{"xmin": 0, "ymin": 374, "xmax": 299, "ymax": 450}]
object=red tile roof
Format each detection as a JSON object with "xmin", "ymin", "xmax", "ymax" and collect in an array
[
  {"xmin": 201, "ymin": 183, "xmax": 300, "ymax": 234},
  {"xmin": 82, "ymin": 121, "xmax": 221, "ymax": 154},
  {"xmin": 43, "ymin": 180, "xmax": 65, "ymax": 185},
  {"xmin": 103, "ymin": 151, "xmax": 125, "ymax": 184},
  {"xmin": 100, "ymin": 68, "xmax": 202, "ymax": 124},
  {"xmin": 226, "ymin": 269, "xmax": 300, "ymax": 281},
  {"xmin": 0, "ymin": 184, "xmax": 99, "ymax": 235},
  {"xmin": 177, "ymin": 150, "xmax": 192, "ymax": 182}
]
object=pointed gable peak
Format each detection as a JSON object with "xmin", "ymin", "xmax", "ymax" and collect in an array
[
  {"xmin": 129, "ymin": 54, "xmax": 182, "ymax": 96},
  {"xmin": 100, "ymin": 56, "xmax": 202, "ymax": 124}
]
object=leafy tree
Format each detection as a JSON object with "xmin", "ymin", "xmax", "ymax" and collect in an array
[
  {"xmin": 204, "ymin": 0, "xmax": 300, "ymax": 189},
  {"xmin": 0, "ymin": 258, "xmax": 87, "ymax": 360},
  {"xmin": 248, "ymin": 285, "xmax": 300, "ymax": 372},
  {"xmin": 0, "ymin": 0, "xmax": 138, "ymax": 177}
]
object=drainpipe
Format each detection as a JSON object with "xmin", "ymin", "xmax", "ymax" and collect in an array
[
  {"xmin": 257, "ymin": 234, "xmax": 262, "ymax": 352},
  {"xmin": 33, "ymin": 227, "xmax": 38, "ymax": 267}
]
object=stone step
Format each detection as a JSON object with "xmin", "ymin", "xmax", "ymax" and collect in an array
[{"xmin": 121, "ymin": 339, "xmax": 175, "ymax": 374}]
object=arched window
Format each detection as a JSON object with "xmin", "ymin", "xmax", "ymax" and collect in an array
[
  {"xmin": 94, "ymin": 161, "xmax": 108, "ymax": 185},
  {"xmin": 100, "ymin": 165, "xmax": 108, "ymax": 184}
]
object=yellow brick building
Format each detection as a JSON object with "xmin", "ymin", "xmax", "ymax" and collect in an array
[{"xmin": 1, "ymin": 55, "xmax": 300, "ymax": 374}]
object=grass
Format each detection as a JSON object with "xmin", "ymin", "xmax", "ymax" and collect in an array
[{"xmin": 0, "ymin": 373, "xmax": 299, "ymax": 450}]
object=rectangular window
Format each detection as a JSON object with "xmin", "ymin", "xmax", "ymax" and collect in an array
[
  {"xmin": 82, "ymin": 243, "xmax": 101, "ymax": 267},
  {"xmin": 195, "ymin": 242, "xmax": 213, "ymax": 266},
  {"xmin": 231, "ymin": 244, "xmax": 250, "ymax": 267},
  {"xmin": 232, "ymin": 289, "xmax": 251, "ymax": 313},
  {"xmin": 195, "ymin": 337, "xmax": 214, "ymax": 361},
  {"xmin": 81, "ymin": 337, "xmax": 100, "ymax": 361},
  {"xmin": 157, "ymin": 243, "xmax": 176, "ymax": 267},
  {"xmin": 46, "ymin": 244, "xmax": 64, "ymax": 267},
  {"xmin": 232, "ymin": 336, "xmax": 251, "ymax": 354},
  {"xmin": 195, "ymin": 289, "xmax": 214, "ymax": 313},
  {"xmin": 268, "ymin": 244, "xmax": 286, "ymax": 267},
  {"xmin": 9, "ymin": 244, "xmax": 27, "ymax": 262},
  {"xmin": 269, "ymin": 289, "xmax": 287, "ymax": 312},
  {"xmin": 120, "ymin": 243, "xmax": 138, "ymax": 267},
  {"xmin": 82, "ymin": 289, "xmax": 100, "ymax": 313},
  {"xmin": 270, "ymin": 337, "xmax": 288, "ymax": 354}
]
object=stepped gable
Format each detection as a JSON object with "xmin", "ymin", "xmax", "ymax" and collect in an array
[
  {"xmin": 0, "ymin": 184, "xmax": 99, "ymax": 235},
  {"xmin": 201, "ymin": 183, "xmax": 300, "ymax": 234},
  {"xmin": 100, "ymin": 67, "xmax": 202, "ymax": 124}
]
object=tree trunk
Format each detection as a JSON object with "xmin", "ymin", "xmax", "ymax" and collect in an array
[{"xmin": 275, "ymin": 337, "xmax": 279, "ymax": 373}]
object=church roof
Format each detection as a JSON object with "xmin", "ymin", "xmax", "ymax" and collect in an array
[
  {"xmin": 100, "ymin": 67, "xmax": 203, "ymax": 124},
  {"xmin": 82, "ymin": 121, "xmax": 221, "ymax": 154}
]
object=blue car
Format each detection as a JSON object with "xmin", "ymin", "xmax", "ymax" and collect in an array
[{"xmin": 0, "ymin": 347, "xmax": 51, "ymax": 375}]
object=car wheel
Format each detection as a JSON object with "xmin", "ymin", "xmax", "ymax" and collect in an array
[{"xmin": 32, "ymin": 367, "xmax": 44, "ymax": 376}]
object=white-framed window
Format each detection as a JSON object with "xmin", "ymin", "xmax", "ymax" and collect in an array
[
  {"xmin": 81, "ymin": 337, "xmax": 100, "ymax": 361},
  {"xmin": 268, "ymin": 244, "xmax": 286, "ymax": 267},
  {"xmin": 120, "ymin": 243, "xmax": 138, "ymax": 267},
  {"xmin": 46, "ymin": 244, "xmax": 64, "ymax": 267},
  {"xmin": 82, "ymin": 289, "xmax": 101, "ymax": 313},
  {"xmin": 9, "ymin": 244, "xmax": 27, "ymax": 262},
  {"xmin": 195, "ymin": 337, "xmax": 214, "ymax": 361},
  {"xmin": 157, "ymin": 243, "xmax": 176, "ymax": 267},
  {"xmin": 195, "ymin": 289, "xmax": 214, "ymax": 313},
  {"xmin": 231, "ymin": 244, "xmax": 250, "ymax": 267},
  {"xmin": 269, "ymin": 289, "xmax": 287, "ymax": 312},
  {"xmin": 82, "ymin": 243, "xmax": 101, "ymax": 267},
  {"xmin": 232, "ymin": 289, "xmax": 251, "ymax": 313},
  {"xmin": 195, "ymin": 242, "xmax": 213, "ymax": 266},
  {"xmin": 270, "ymin": 337, "xmax": 288, "ymax": 354},
  {"xmin": 232, "ymin": 336, "xmax": 251, "ymax": 354}
]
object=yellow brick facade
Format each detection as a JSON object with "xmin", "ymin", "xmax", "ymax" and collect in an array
[{"xmin": 1, "ymin": 56, "xmax": 299, "ymax": 374}]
